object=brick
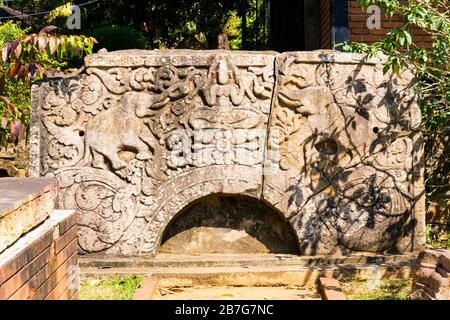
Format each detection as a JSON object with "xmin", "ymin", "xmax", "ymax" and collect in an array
[
  {"xmin": 361, "ymin": 35, "xmax": 383, "ymax": 42},
  {"xmin": 438, "ymin": 251, "xmax": 450, "ymax": 272},
  {"xmin": 417, "ymin": 249, "xmax": 446, "ymax": 266},
  {"xmin": 28, "ymin": 263, "xmax": 53, "ymax": 294},
  {"xmin": 349, "ymin": 1, "xmax": 361, "ymax": 8},
  {"xmin": 350, "ymin": 15, "xmax": 370, "ymax": 22},
  {"xmin": 1, "ymin": 210, "xmax": 78, "ymax": 300},
  {"xmin": 54, "ymin": 239, "xmax": 78, "ymax": 269},
  {"xmin": 387, "ymin": 15, "xmax": 403, "ymax": 22},
  {"xmin": 0, "ymin": 229, "xmax": 53, "ymax": 285},
  {"xmin": 71, "ymin": 290, "xmax": 79, "ymax": 300},
  {"xmin": 8, "ymin": 247, "xmax": 78, "ymax": 300},
  {"xmin": 0, "ymin": 246, "xmax": 51, "ymax": 299},
  {"xmin": 412, "ymin": 36, "xmax": 430, "ymax": 42},
  {"xmin": 436, "ymin": 267, "xmax": 449, "ymax": 279},
  {"xmin": 45, "ymin": 266, "xmax": 78, "ymax": 300},
  {"xmin": 31, "ymin": 252, "xmax": 78, "ymax": 300},
  {"xmin": 419, "ymin": 42, "xmax": 433, "ymax": 48},
  {"xmin": 349, "ymin": 21, "xmax": 366, "ymax": 29},
  {"xmin": 349, "ymin": 35, "xmax": 363, "ymax": 42},
  {"xmin": 383, "ymin": 22, "xmax": 403, "ymax": 28},
  {"xmin": 14, "ymin": 256, "xmax": 59, "ymax": 300},
  {"xmin": 317, "ymin": 277, "xmax": 346, "ymax": 300},
  {"xmin": 58, "ymin": 276, "xmax": 79, "ymax": 300},
  {"xmin": 132, "ymin": 277, "xmax": 159, "ymax": 300},
  {"xmin": 7, "ymin": 278, "xmax": 31, "ymax": 300},
  {"xmin": 411, "ymin": 28, "xmax": 430, "ymax": 36},
  {"xmin": 349, "ymin": 7, "xmax": 365, "ymax": 14},
  {"xmin": 8, "ymin": 262, "xmax": 48, "ymax": 300},
  {"xmin": 351, "ymin": 28, "xmax": 371, "ymax": 35},
  {"xmin": 54, "ymin": 226, "xmax": 77, "ymax": 254},
  {"xmin": 372, "ymin": 28, "xmax": 390, "ymax": 35},
  {"xmin": 58, "ymin": 211, "xmax": 77, "ymax": 235}
]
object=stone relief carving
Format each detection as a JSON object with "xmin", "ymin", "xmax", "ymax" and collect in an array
[
  {"xmin": 264, "ymin": 52, "xmax": 424, "ymax": 255},
  {"xmin": 31, "ymin": 51, "xmax": 273, "ymax": 256},
  {"xmin": 29, "ymin": 50, "xmax": 425, "ymax": 256}
]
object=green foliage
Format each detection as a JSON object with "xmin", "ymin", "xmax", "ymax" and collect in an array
[
  {"xmin": 242, "ymin": 0, "xmax": 270, "ymax": 50},
  {"xmin": 0, "ymin": 81, "xmax": 29, "ymax": 145},
  {"xmin": 139, "ymin": 0, "xmax": 239, "ymax": 49},
  {"xmin": 10, "ymin": 0, "xmax": 269, "ymax": 50},
  {"xmin": 342, "ymin": 279, "xmax": 412, "ymax": 300},
  {"xmin": 2, "ymin": 27, "xmax": 97, "ymax": 79},
  {"xmin": 225, "ymin": 11, "xmax": 242, "ymax": 50},
  {"xmin": 80, "ymin": 276, "xmax": 143, "ymax": 300},
  {"xmin": 0, "ymin": 21, "xmax": 29, "ymax": 47},
  {"xmin": 426, "ymin": 225, "xmax": 450, "ymax": 249},
  {"xmin": 0, "ymin": 21, "xmax": 31, "ymax": 145},
  {"xmin": 341, "ymin": 0, "xmax": 449, "ymax": 212},
  {"xmin": 89, "ymin": 25, "xmax": 148, "ymax": 52},
  {"xmin": 0, "ymin": 18, "xmax": 96, "ymax": 146},
  {"xmin": 341, "ymin": 0, "xmax": 449, "ymax": 130},
  {"xmin": 45, "ymin": 2, "xmax": 74, "ymax": 22},
  {"xmin": 0, "ymin": 0, "xmax": 269, "ymax": 146}
]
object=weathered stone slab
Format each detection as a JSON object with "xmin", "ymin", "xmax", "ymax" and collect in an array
[
  {"xmin": 264, "ymin": 51, "xmax": 424, "ymax": 255},
  {"xmin": 0, "ymin": 210, "xmax": 78, "ymax": 300},
  {"xmin": 0, "ymin": 178, "xmax": 58, "ymax": 254},
  {"xmin": 416, "ymin": 249, "xmax": 448, "ymax": 266},
  {"xmin": 30, "ymin": 50, "xmax": 275, "ymax": 256},
  {"xmin": 29, "ymin": 49, "xmax": 425, "ymax": 257}
]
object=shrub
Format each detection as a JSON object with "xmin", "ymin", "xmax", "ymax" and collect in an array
[
  {"xmin": 0, "ymin": 21, "xmax": 96, "ymax": 146},
  {"xmin": 88, "ymin": 25, "xmax": 149, "ymax": 52},
  {"xmin": 0, "ymin": 21, "xmax": 30, "ymax": 146}
]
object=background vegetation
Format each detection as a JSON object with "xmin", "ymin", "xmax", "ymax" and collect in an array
[
  {"xmin": 0, "ymin": 1, "xmax": 268, "ymax": 148},
  {"xmin": 0, "ymin": 0, "xmax": 448, "ymax": 246},
  {"xmin": 0, "ymin": 19, "xmax": 95, "ymax": 147},
  {"xmin": 9, "ymin": 0, "xmax": 269, "ymax": 50}
]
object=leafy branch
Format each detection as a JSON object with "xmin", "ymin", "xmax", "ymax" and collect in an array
[
  {"xmin": 341, "ymin": 0, "xmax": 449, "ymax": 229},
  {"xmin": 0, "ymin": 23, "xmax": 96, "ymax": 146}
]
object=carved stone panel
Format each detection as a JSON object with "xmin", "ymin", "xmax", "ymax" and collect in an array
[
  {"xmin": 264, "ymin": 51, "xmax": 425, "ymax": 255},
  {"xmin": 30, "ymin": 50, "xmax": 275, "ymax": 256},
  {"xmin": 29, "ymin": 49, "xmax": 425, "ymax": 257}
]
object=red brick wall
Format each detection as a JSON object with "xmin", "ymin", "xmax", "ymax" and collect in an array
[
  {"xmin": 348, "ymin": 0, "xmax": 433, "ymax": 47},
  {"xmin": 320, "ymin": 1, "xmax": 433, "ymax": 49},
  {"xmin": 0, "ymin": 210, "xmax": 78, "ymax": 300}
]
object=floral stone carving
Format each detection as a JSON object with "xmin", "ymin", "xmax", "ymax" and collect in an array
[{"xmin": 29, "ymin": 50, "xmax": 425, "ymax": 256}]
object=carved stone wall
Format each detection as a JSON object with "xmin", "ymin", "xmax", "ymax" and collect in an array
[{"xmin": 29, "ymin": 49, "xmax": 425, "ymax": 257}]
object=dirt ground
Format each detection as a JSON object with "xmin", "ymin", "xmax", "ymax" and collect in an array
[{"xmin": 154, "ymin": 285, "xmax": 320, "ymax": 300}]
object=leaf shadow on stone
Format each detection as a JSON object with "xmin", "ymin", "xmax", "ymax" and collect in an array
[{"xmin": 284, "ymin": 57, "xmax": 424, "ymax": 259}]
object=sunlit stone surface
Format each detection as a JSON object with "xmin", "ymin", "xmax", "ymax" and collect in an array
[{"xmin": 29, "ymin": 49, "xmax": 425, "ymax": 256}]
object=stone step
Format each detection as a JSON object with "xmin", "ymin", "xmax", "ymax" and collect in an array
[
  {"xmin": 0, "ymin": 178, "xmax": 58, "ymax": 254},
  {"xmin": 80, "ymin": 261, "xmax": 414, "ymax": 287},
  {"xmin": 79, "ymin": 252, "xmax": 416, "ymax": 269}
]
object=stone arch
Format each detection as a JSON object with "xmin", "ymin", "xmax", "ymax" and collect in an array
[
  {"xmin": 159, "ymin": 194, "xmax": 300, "ymax": 254},
  {"xmin": 142, "ymin": 165, "xmax": 299, "ymax": 256}
]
